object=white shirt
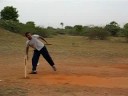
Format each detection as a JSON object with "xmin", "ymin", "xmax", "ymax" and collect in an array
[{"xmin": 26, "ymin": 34, "xmax": 44, "ymax": 51}]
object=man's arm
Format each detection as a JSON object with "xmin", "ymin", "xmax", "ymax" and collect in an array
[{"xmin": 39, "ymin": 36, "xmax": 48, "ymax": 44}]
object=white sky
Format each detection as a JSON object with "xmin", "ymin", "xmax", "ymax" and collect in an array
[{"xmin": 0, "ymin": 0, "xmax": 128, "ymax": 28}]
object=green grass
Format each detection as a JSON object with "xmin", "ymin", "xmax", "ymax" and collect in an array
[
  {"xmin": 1, "ymin": 27, "xmax": 128, "ymax": 60},
  {"xmin": 47, "ymin": 35, "xmax": 128, "ymax": 59},
  {"xmin": 0, "ymin": 28, "xmax": 25, "ymax": 55}
]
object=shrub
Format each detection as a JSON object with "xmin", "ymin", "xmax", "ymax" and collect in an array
[
  {"xmin": 87, "ymin": 27, "xmax": 110, "ymax": 40},
  {"xmin": 0, "ymin": 20, "xmax": 21, "ymax": 32}
]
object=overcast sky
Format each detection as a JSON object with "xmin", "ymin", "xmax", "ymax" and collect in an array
[{"xmin": 0, "ymin": 0, "xmax": 128, "ymax": 28}]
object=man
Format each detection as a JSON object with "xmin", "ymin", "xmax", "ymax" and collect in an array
[{"xmin": 25, "ymin": 32, "xmax": 56, "ymax": 74}]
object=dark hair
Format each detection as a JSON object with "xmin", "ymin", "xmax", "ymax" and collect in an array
[{"xmin": 25, "ymin": 32, "xmax": 30, "ymax": 37}]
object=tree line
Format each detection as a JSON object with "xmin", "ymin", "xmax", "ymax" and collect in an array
[{"xmin": 0, "ymin": 6, "xmax": 128, "ymax": 41}]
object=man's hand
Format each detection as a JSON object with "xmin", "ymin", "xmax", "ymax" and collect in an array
[
  {"xmin": 25, "ymin": 55, "xmax": 28, "ymax": 60},
  {"xmin": 45, "ymin": 43, "xmax": 52, "ymax": 45}
]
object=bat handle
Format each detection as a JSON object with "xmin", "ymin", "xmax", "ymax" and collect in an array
[{"xmin": 24, "ymin": 58, "xmax": 27, "ymax": 78}]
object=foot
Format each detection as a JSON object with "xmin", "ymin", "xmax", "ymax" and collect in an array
[
  {"xmin": 37, "ymin": 62, "xmax": 40, "ymax": 66},
  {"xmin": 29, "ymin": 70, "xmax": 37, "ymax": 74},
  {"xmin": 52, "ymin": 65, "xmax": 57, "ymax": 71}
]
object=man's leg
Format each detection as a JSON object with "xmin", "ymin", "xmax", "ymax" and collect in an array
[
  {"xmin": 40, "ymin": 46, "xmax": 56, "ymax": 71},
  {"xmin": 31, "ymin": 50, "xmax": 40, "ymax": 73}
]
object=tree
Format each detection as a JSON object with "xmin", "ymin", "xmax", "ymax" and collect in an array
[
  {"xmin": 0, "ymin": 6, "xmax": 19, "ymax": 21},
  {"xmin": 74, "ymin": 25, "xmax": 83, "ymax": 32},
  {"xmin": 105, "ymin": 21, "xmax": 120, "ymax": 36},
  {"xmin": 123, "ymin": 23, "xmax": 128, "ymax": 42},
  {"xmin": 65, "ymin": 26, "xmax": 73, "ymax": 29},
  {"xmin": 60, "ymin": 22, "xmax": 64, "ymax": 29},
  {"xmin": 47, "ymin": 26, "xmax": 54, "ymax": 29},
  {"xmin": 26, "ymin": 21, "xmax": 35, "ymax": 27}
]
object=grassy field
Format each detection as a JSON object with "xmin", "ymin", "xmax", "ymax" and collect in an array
[
  {"xmin": 1, "ymin": 27, "xmax": 128, "ymax": 59},
  {"xmin": 0, "ymin": 28, "xmax": 128, "ymax": 96},
  {"xmin": 0, "ymin": 27, "xmax": 128, "ymax": 68},
  {"xmin": 0, "ymin": 28, "xmax": 25, "ymax": 54}
]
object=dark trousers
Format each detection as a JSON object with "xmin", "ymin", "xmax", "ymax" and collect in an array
[{"xmin": 32, "ymin": 46, "xmax": 55, "ymax": 71}]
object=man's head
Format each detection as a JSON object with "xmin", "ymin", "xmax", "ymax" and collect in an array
[{"xmin": 25, "ymin": 32, "xmax": 32, "ymax": 40}]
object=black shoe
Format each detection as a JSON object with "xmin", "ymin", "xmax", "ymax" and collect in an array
[
  {"xmin": 52, "ymin": 65, "xmax": 57, "ymax": 71},
  {"xmin": 29, "ymin": 71, "xmax": 37, "ymax": 74}
]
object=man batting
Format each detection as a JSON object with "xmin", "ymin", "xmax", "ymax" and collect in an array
[{"xmin": 25, "ymin": 32, "xmax": 56, "ymax": 74}]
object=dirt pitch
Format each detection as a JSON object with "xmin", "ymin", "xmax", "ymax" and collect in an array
[{"xmin": 0, "ymin": 55, "xmax": 128, "ymax": 96}]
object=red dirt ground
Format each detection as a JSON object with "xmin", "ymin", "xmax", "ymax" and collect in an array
[{"xmin": 0, "ymin": 55, "xmax": 128, "ymax": 96}]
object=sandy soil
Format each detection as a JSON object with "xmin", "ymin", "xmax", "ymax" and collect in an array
[{"xmin": 0, "ymin": 55, "xmax": 128, "ymax": 96}]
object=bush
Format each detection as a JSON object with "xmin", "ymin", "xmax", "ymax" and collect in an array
[
  {"xmin": 0, "ymin": 20, "xmax": 53, "ymax": 37},
  {"xmin": 0, "ymin": 20, "xmax": 22, "ymax": 32},
  {"xmin": 87, "ymin": 27, "xmax": 110, "ymax": 40},
  {"xmin": 35, "ymin": 27, "xmax": 50, "ymax": 38}
]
